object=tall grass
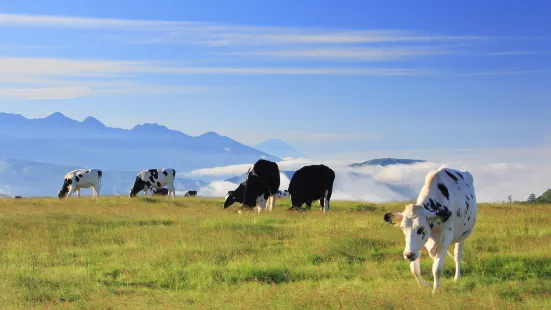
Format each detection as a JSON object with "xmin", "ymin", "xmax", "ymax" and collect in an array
[{"xmin": 0, "ymin": 197, "xmax": 549, "ymax": 309}]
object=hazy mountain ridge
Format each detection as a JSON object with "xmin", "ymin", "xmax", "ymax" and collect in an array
[
  {"xmin": 254, "ymin": 139, "xmax": 302, "ymax": 158},
  {"xmin": 349, "ymin": 157, "xmax": 426, "ymax": 167},
  {"xmin": 0, "ymin": 112, "xmax": 279, "ymax": 172}
]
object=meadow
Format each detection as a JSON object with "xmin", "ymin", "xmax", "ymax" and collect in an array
[{"xmin": 0, "ymin": 197, "xmax": 549, "ymax": 309}]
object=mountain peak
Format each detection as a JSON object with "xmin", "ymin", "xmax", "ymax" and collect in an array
[
  {"xmin": 45, "ymin": 112, "xmax": 69, "ymax": 119},
  {"xmin": 132, "ymin": 123, "xmax": 168, "ymax": 130},
  {"xmin": 199, "ymin": 131, "xmax": 221, "ymax": 138},
  {"xmin": 254, "ymin": 138, "xmax": 302, "ymax": 158},
  {"xmin": 82, "ymin": 116, "xmax": 106, "ymax": 128}
]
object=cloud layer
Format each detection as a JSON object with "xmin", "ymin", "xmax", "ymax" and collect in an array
[{"xmin": 190, "ymin": 157, "xmax": 551, "ymax": 203}]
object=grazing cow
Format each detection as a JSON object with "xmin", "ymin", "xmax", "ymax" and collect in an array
[
  {"xmin": 383, "ymin": 166, "xmax": 477, "ymax": 293},
  {"xmin": 58, "ymin": 169, "xmax": 102, "ymax": 200},
  {"xmin": 129, "ymin": 168, "xmax": 176, "ymax": 200},
  {"xmin": 288, "ymin": 164, "xmax": 335, "ymax": 213},
  {"xmin": 241, "ymin": 159, "xmax": 280, "ymax": 213},
  {"xmin": 13, "ymin": 196, "xmax": 22, "ymax": 199},
  {"xmin": 184, "ymin": 190, "xmax": 198, "ymax": 197},
  {"xmin": 276, "ymin": 189, "xmax": 290, "ymax": 199},
  {"xmin": 224, "ymin": 182, "xmax": 270, "ymax": 211},
  {"xmin": 151, "ymin": 188, "xmax": 169, "ymax": 196}
]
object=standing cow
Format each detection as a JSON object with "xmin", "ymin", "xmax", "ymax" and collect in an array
[
  {"xmin": 276, "ymin": 189, "xmax": 290, "ymax": 199},
  {"xmin": 58, "ymin": 169, "xmax": 102, "ymax": 200},
  {"xmin": 184, "ymin": 190, "xmax": 198, "ymax": 197},
  {"xmin": 383, "ymin": 166, "xmax": 477, "ymax": 293},
  {"xmin": 129, "ymin": 168, "xmax": 176, "ymax": 200},
  {"xmin": 288, "ymin": 164, "xmax": 335, "ymax": 212}
]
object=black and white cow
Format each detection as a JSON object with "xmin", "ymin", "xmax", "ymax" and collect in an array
[
  {"xmin": 129, "ymin": 168, "xmax": 176, "ymax": 200},
  {"xmin": 241, "ymin": 159, "xmax": 280, "ymax": 213},
  {"xmin": 276, "ymin": 189, "xmax": 290, "ymax": 199},
  {"xmin": 288, "ymin": 164, "xmax": 335, "ymax": 212},
  {"xmin": 383, "ymin": 166, "xmax": 477, "ymax": 293},
  {"xmin": 184, "ymin": 190, "xmax": 198, "ymax": 197},
  {"xmin": 151, "ymin": 188, "xmax": 169, "ymax": 196},
  {"xmin": 58, "ymin": 169, "xmax": 103, "ymax": 200},
  {"xmin": 224, "ymin": 182, "xmax": 269, "ymax": 210}
]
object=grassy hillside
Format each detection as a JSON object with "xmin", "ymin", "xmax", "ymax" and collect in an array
[{"xmin": 0, "ymin": 198, "xmax": 549, "ymax": 309}]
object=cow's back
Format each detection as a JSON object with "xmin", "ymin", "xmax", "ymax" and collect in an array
[
  {"xmin": 289, "ymin": 165, "xmax": 334, "ymax": 198},
  {"xmin": 424, "ymin": 167, "xmax": 477, "ymax": 243},
  {"xmin": 253, "ymin": 160, "xmax": 280, "ymax": 193}
]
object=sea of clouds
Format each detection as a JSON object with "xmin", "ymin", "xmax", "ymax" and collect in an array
[{"xmin": 185, "ymin": 156, "xmax": 551, "ymax": 203}]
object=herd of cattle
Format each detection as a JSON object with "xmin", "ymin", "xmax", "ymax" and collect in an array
[{"xmin": 53, "ymin": 158, "xmax": 478, "ymax": 293}]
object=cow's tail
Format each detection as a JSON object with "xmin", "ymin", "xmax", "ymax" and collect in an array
[
  {"xmin": 98, "ymin": 170, "xmax": 103, "ymax": 188},
  {"xmin": 446, "ymin": 250, "xmax": 467, "ymax": 265}
]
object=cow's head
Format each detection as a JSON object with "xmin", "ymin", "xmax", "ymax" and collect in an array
[
  {"xmin": 58, "ymin": 178, "xmax": 72, "ymax": 200},
  {"xmin": 224, "ymin": 191, "xmax": 237, "ymax": 208},
  {"xmin": 129, "ymin": 177, "xmax": 148, "ymax": 197},
  {"xmin": 224, "ymin": 182, "xmax": 245, "ymax": 208},
  {"xmin": 384, "ymin": 204, "xmax": 449, "ymax": 262}
]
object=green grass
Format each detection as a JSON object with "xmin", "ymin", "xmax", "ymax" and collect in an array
[{"xmin": 0, "ymin": 197, "xmax": 549, "ymax": 309}]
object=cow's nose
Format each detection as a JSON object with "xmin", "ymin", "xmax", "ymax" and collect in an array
[{"xmin": 404, "ymin": 252, "xmax": 416, "ymax": 261}]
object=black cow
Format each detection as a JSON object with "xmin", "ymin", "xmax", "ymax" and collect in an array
[
  {"xmin": 242, "ymin": 159, "xmax": 280, "ymax": 212},
  {"xmin": 184, "ymin": 190, "xmax": 198, "ymax": 197},
  {"xmin": 288, "ymin": 164, "xmax": 335, "ymax": 212}
]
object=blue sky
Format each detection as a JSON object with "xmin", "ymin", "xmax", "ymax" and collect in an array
[{"xmin": 0, "ymin": 0, "xmax": 550, "ymax": 158}]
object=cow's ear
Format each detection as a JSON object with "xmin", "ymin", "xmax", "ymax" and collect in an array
[{"xmin": 384, "ymin": 212, "xmax": 403, "ymax": 226}]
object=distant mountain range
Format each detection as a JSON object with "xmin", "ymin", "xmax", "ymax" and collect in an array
[
  {"xmin": 254, "ymin": 139, "xmax": 302, "ymax": 159},
  {"xmin": 349, "ymin": 158, "xmax": 426, "ymax": 168},
  {"xmin": 0, "ymin": 112, "xmax": 279, "ymax": 173},
  {"xmin": 0, "ymin": 158, "xmax": 206, "ymax": 197}
]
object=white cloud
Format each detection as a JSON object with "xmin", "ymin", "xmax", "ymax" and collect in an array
[
  {"xmin": 189, "ymin": 155, "xmax": 551, "ymax": 203},
  {"xmin": 0, "ymin": 13, "xmax": 485, "ymax": 47},
  {"xmin": 226, "ymin": 46, "xmax": 453, "ymax": 61},
  {"xmin": 193, "ymin": 181, "xmax": 239, "ymax": 197},
  {"xmin": 0, "ymin": 86, "xmax": 91, "ymax": 100},
  {"xmin": 488, "ymin": 51, "xmax": 551, "ymax": 56}
]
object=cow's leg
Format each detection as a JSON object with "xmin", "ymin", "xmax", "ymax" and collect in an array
[
  {"xmin": 268, "ymin": 195, "xmax": 276, "ymax": 212},
  {"xmin": 453, "ymin": 241, "xmax": 464, "ymax": 282},
  {"xmin": 325, "ymin": 190, "xmax": 330, "ymax": 212},
  {"xmin": 321, "ymin": 190, "xmax": 329, "ymax": 212},
  {"xmin": 76, "ymin": 188, "xmax": 81, "ymax": 199},
  {"xmin": 259, "ymin": 196, "xmax": 267, "ymax": 213},
  {"xmin": 410, "ymin": 257, "xmax": 431, "ymax": 287},
  {"xmin": 431, "ymin": 243, "xmax": 450, "ymax": 293},
  {"xmin": 66, "ymin": 185, "xmax": 75, "ymax": 199},
  {"xmin": 95, "ymin": 182, "xmax": 101, "ymax": 199},
  {"xmin": 167, "ymin": 182, "xmax": 175, "ymax": 200},
  {"xmin": 92, "ymin": 186, "xmax": 97, "ymax": 200}
]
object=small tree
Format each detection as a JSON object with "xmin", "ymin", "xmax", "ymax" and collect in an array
[
  {"xmin": 507, "ymin": 195, "xmax": 512, "ymax": 204},
  {"xmin": 527, "ymin": 193, "xmax": 536, "ymax": 203}
]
